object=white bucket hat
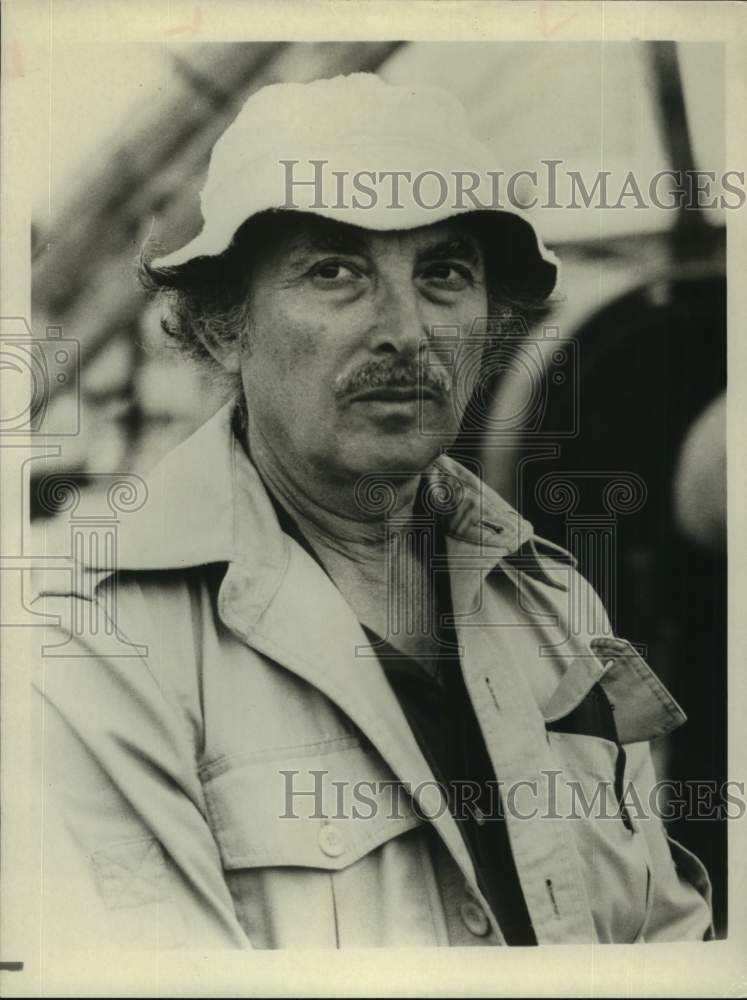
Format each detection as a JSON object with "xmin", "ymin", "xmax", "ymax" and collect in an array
[{"xmin": 152, "ymin": 73, "xmax": 558, "ymax": 299}]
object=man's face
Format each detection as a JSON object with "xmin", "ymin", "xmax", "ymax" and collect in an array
[{"xmin": 239, "ymin": 215, "xmax": 489, "ymax": 489}]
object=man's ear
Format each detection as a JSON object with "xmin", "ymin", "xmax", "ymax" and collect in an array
[{"xmin": 195, "ymin": 324, "xmax": 242, "ymax": 374}]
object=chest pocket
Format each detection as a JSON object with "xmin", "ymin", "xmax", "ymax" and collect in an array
[
  {"xmin": 543, "ymin": 638, "xmax": 687, "ymax": 943},
  {"xmin": 546, "ymin": 681, "xmax": 633, "ymax": 830},
  {"xmin": 199, "ymin": 737, "xmax": 441, "ymax": 948}
]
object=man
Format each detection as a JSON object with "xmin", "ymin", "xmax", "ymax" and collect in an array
[{"xmin": 32, "ymin": 73, "xmax": 712, "ymax": 948}]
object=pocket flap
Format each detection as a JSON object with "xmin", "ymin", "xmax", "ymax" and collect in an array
[
  {"xmin": 202, "ymin": 738, "xmax": 422, "ymax": 871},
  {"xmin": 544, "ymin": 638, "xmax": 686, "ymax": 744},
  {"xmin": 592, "ymin": 638, "xmax": 687, "ymax": 743}
]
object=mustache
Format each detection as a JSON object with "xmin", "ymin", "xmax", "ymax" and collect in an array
[{"xmin": 335, "ymin": 359, "xmax": 451, "ymax": 399}]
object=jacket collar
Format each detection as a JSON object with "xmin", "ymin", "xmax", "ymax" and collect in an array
[{"xmin": 83, "ymin": 399, "xmax": 538, "ymax": 583}]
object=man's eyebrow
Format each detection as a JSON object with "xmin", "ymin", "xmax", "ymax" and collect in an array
[{"xmin": 417, "ymin": 237, "xmax": 482, "ymax": 264}]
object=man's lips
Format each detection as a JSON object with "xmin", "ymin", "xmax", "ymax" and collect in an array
[{"xmin": 348, "ymin": 385, "xmax": 441, "ymax": 403}]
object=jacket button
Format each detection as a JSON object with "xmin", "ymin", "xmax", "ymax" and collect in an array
[
  {"xmin": 460, "ymin": 900, "xmax": 490, "ymax": 937},
  {"xmin": 318, "ymin": 823, "xmax": 345, "ymax": 858}
]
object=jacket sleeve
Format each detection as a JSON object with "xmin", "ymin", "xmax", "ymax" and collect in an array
[
  {"xmin": 31, "ymin": 593, "xmax": 251, "ymax": 950},
  {"xmin": 626, "ymin": 742, "xmax": 714, "ymax": 942}
]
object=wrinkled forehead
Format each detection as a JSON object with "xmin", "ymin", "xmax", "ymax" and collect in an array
[{"xmin": 259, "ymin": 212, "xmax": 485, "ymax": 263}]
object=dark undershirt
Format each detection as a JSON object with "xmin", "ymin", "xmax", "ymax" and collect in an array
[{"xmin": 267, "ymin": 486, "xmax": 537, "ymax": 946}]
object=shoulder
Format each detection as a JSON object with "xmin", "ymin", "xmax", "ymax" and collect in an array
[
  {"xmin": 28, "ymin": 522, "xmax": 223, "ymax": 719},
  {"xmin": 502, "ymin": 531, "xmax": 577, "ymax": 587},
  {"xmin": 498, "ymin": 530, "xmax": 614, "ymax": 646}
]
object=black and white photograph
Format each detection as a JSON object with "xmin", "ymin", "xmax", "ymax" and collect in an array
[{"xmin": 1, "ymin": 1, "xmax": 744, "ymax": 995}]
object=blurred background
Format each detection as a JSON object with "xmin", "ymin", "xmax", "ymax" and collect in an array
[{"xmin": 28, "ymin": 40, "xmax": 726, "ymax": 934}]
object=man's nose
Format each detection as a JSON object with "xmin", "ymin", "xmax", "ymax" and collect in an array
[{"xmin": 368, "ymin": 279, "xmax": 428, "ymax": 357}]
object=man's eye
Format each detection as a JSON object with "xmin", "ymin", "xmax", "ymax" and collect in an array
[
  {"xmin": 310, "ymin": 260, "xmax": 362, "ymax": 284},
  {"xmin": 421, "ymin": 262, "xmax": 475, "ymax": 289}
]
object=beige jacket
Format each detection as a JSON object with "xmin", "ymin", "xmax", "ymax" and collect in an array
[{"xmin": 31, "ymin": 403, "xmax": 713, "ymax": 949}]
